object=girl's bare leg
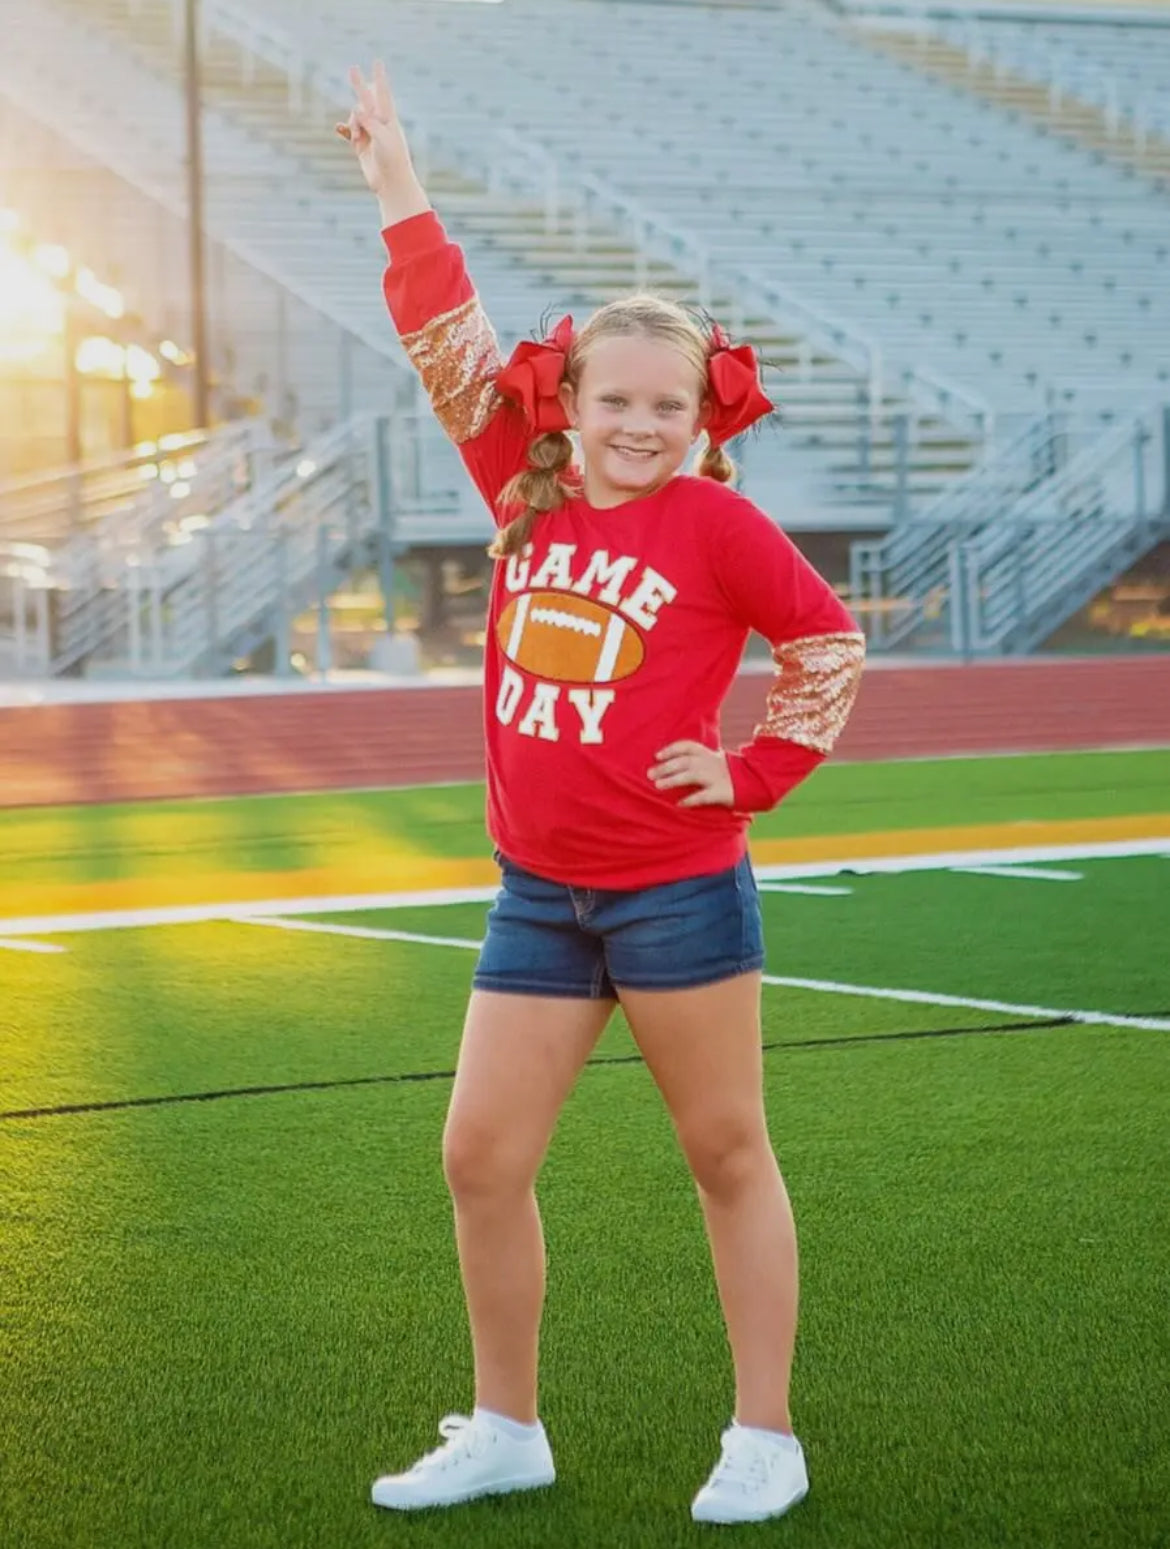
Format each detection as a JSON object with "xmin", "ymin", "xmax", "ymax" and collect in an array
[
  {"xmin": 620, "ymin": 973, "xmax": 797, "ymax": 1432},
  {"xmin": 442, "ymin": 990, "xmax": 613, "ymax": 1422}
]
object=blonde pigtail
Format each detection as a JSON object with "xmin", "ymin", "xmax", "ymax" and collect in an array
[
  {"xmin": 697, "ymin": 436, "xmax": 736, "ymax": 485},
  {"xmin": 490, "ymin": 431, "xmax": 576, "ymax": 558}
]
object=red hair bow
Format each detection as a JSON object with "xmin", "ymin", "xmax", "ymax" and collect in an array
[
  {"xmin": 495, "ymin": 315, "xmax": 575, "ymax": 434},
  {"xmin": 705, "ymin": 323, "xmax": 774, "ymax": 447}
]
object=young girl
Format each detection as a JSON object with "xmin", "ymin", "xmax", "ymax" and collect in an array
[{"xmin": 340, "ymin": 61, "xmax": 865, "ymax": 1527}]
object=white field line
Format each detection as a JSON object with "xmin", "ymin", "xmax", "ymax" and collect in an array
[
  {"xmin": 751, "ymin": 837, "xmax": 1170, "ymax": 882},
  {"xmin": 235, "ymin": 915, "xmax": 483, "ymax": 950},
  {"xmin": 0, "ymin": 937, "xmax": 67, "ymax": 954},
  {"xmin": 757, "ymin": 883, "xmax": 854, "ymax": 896},
  {"xmin": 0, "ymin": 885, "xmax": 499, "ymax": 939},
  {"xmin": 761, "ymin": 975, "xmax": 1170, "ymax": 1035},
  {"xmin": 2, "ymin": 836, "xmax": 1168, "ymax": 940},
  {"xmin": 232, "ymin": 916, "xmax": 1170, "ymax": 1036},
  {"xmin": 951, "ymin": 865, "xmax": 1084, "ymax": 882}
]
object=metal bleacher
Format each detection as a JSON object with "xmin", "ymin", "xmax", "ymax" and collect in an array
[
  {"xmin": 1, "ymin": 0, "xmax": 1168, "ymax": 675},
  {"xmin": 920, "ymin": 15, "xmax": 1170, "ymax": 148},
  {"xmin": 15, "ymin": 0, "xmax": 985, "ymax": 530},
  {"xmin": 222, "ymin": 0, "xmax": 1169, "ymax": 416}
]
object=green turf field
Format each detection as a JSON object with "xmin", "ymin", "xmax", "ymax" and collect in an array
[
  {"xmin": 1, "ymin": 754, "xmax": 1169, "ymax": 1548},
  {"xmin": 2, "ymin": 747, "xmax": 1169, "ymax": 894}
]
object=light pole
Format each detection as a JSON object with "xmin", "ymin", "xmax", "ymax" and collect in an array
[{"xmin": 183, "ymin": 0, "xmax": 210, "ymax": 427}]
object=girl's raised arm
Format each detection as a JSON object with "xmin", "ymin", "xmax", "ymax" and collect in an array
[{"xmin": 339, "ymin": 63, "xmax": 531, "ymax": 518}]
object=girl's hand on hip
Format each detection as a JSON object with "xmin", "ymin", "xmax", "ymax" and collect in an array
[{"xmin": 649, "ymin": 742, "xmax": 735, "ymax": 808}]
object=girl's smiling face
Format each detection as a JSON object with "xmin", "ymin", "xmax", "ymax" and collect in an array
[{"xmin": 560, "ymin": 333, "xmax": 709, "ymax": 509}]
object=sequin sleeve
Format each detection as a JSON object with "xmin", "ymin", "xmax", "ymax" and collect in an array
[
  {"xmin": 754, "ymin": 632, "xmax": 866, "ymax": 754},
  {"xmin": 382, "ymin": 212, "xmax": 531, "ymax": 519},
  {"xmin": 398, "ymin": 296, "xmax": 503, "ymax": 446},
  {"xmin": 708, "ymin": 485, "xmax": 865, "ymax": 812}
]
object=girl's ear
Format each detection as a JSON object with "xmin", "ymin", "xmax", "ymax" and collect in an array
[
  {"xmin": 558, "ymin": 379, "xmax": 579, "ymax": 429},
  {"xmin": 695, "ymin": 398, "xmax": 713, "ymax": 436}
]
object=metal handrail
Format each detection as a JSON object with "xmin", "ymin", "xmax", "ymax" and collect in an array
[
  {"xmin": 1000, "ymin": 410, "xmax": 1155, "ymax": 524},
  {"xmin": 41, "ymin": 407, "xmax": 467, "ymax": 677},
  {"xmin": 149, "ymin": 419, "xmax": 378, "ymax": 672},
  {"xmin": 899, "ymin": 365, "xmax": 995, "ymax": 443},
  {"xmin": 0, "ymin": 421, "xmax": 275, "ymax": 555},
  {"xmin": 951, "ymin": 402, "xmax": 1168, "ymax": 653},
  {"xmin": 0, "ymin": 427, "xmax": 212, "ymax": 503},
  {"xmin": 851, "ymin": 411, "xmax": 1058, "ymax": 603},
  {"xmin": 848, "ymin": 406, "xmax": 1127, "ymax": 649}
]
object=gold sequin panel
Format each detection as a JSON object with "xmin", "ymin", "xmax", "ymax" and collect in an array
[
  {"xmin": 755, "ymin": 631, "xmax": 866, "ymax": 754},
  {"xmin": 399, "ymin": 295, "xmax": 504, "ymax": 444}
]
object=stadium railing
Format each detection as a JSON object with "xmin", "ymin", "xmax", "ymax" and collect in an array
[
  {"xmin": 852, "ymin": 402, "xmax": 1170, "ymax": 653},
  {"xmin": 2, "ymin": 410, "xmax": 480, "ymax": 680},
  {"xmin": 0, "ymin": 422, "xmax": 274, "ymax": 549},
  {"xmin": 948, "ymin": 403, "xmax": 1170, "ymax": 655}
]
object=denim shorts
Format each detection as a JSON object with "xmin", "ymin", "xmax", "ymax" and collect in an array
[{"xmin": 473, "ymin": 852, "xmax": 765, "ymax": 998}]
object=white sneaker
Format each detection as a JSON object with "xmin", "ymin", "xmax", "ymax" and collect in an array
[
  {"xmin": 370, "ymin": 1412, "xmax": 556, "ymax": 1511},
  {"xmin": 691, "ymin": 1423, "xmax": 809, "ymax": 1525}
]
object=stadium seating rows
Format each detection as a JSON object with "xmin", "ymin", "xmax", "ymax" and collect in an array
[{"xmin": 232, "ymin": 0, "xmax": 1169, "ymax": 414}]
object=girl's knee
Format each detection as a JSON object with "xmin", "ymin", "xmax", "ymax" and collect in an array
[
  {"xmin": 683, "ymin": 1119, "xmax": 774, "ymax": 1202},
  {"xmin": 442, "ymin": 1117, "xmax": 534, "ymax": 1200}
]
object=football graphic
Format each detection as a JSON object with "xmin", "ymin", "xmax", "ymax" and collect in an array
[{"xmin": 496, "ymin": 590, "xmax": 646, "ymax": 685}]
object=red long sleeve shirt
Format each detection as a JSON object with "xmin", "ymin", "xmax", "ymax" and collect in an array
[{"xmin": 383, "ymin": 211, "xmax": 865, "ymax": 888}]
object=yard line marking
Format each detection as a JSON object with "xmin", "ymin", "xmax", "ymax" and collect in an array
[
  {"xmin": 0, "ymin": 937, "xmax": 67, "ymax": 954},
  {"xmin": 950, "ymin": 866, "xmax": 1084, "ymax": 882},
  {"xmin": 235, "ymin": 915, "xmax": 483, "ymax": 951},
  {"xmin": 247, "ymin": 928, "xmax": 1170, "ymax": 1035},
  {"xmin": 761, "ymin": 976, "xmax": 1170, "ymax": 1034},
  {"xmin": 1, "ymin": 836, "xmax": 1168, "ymax": 938},
  {"xmin": 754, "ymin": 836, "xmax": 1170, "ymax": 881},
  {"xmin": 756, "ymin": 883, "xmax": 854, "ymax": 896},
  {"xmin": 0, "ymin": 886, "xmax": 498, "ymax": 938},
  {"xmin": 229, "ymin": 919, "xmax": 1170, "ymax": 1036}
]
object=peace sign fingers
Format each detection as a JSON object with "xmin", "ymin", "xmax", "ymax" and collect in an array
[
  {"xmin": 348, "ymin": 64, "xmax": 378, "ymax": 119},
  {"xmin": 372, "ymin": 59, "xmax": 396, "ymax": 122},
  {"xmin": 338, "ymin": 58, "xmax": 426, "ymax": 214},
  {"xmin": 348, "ymin": 61, "xmax": 397, "ymax": 126}
]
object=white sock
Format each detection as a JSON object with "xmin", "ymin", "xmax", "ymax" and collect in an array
[
  {"xmin": 475, "ymin": 1406, "xmax": 543, "ymax": 1441},
  {"xmin": 732, "ymin": 1420, "xmax": 801, "ymax": 1450}
]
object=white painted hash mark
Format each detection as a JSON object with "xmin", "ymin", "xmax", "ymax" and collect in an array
[
  {"xmin": 0, "ymin": 937, "xmax": 68, "ymax": 954},
  {"xmin": 230, "ymin": 921, "xmax": 1170, "ymax": 1036},
  {"xmin": 951, "ymin": 866, "xmax": 1083, "ymax": 882},
  {"xmin": 0, "ymin": 886, "xmax": 499, "ymax": 938},
  {"xmin": 761, "ymin": 975, "xmax": 1170, "ymax": 1034},
  {"xmin": 233, "ymin": 916, "xmax": 483, "ymax": 951},
  {"xmin": 756, "ymin": 883, "xmax": 853, "ymax": 897}
]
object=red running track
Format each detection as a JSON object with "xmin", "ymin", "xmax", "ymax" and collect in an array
[{"xmin": 0, "ymin": 656, "xmax": 1167, "ymax": 809}]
